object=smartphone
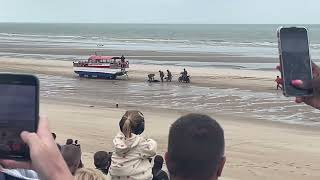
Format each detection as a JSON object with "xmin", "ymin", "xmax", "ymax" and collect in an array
[
  {"xmin": 0, "ymin": 74, "xmax": 39, "ymax": 160},
  {"xmin": 277, "ymin": 27, "xmax": 313, "ymax": 97}
]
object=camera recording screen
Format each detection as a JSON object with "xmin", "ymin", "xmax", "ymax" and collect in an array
[
  {"xmin": 0, "ymin": 84, "xmax": 36, "ymax": 158},
  {"xmin": 280, "ymin": 29, "xmax": 313, "ymax": 96}
]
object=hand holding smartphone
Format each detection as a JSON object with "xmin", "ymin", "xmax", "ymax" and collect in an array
[
  {"xmin": 0, "ymin": 74, "xmax": 39, "ymax": 160},
  {"xmin": 277, "ymin": 27, "xmax": 314, "ymax": 97}
]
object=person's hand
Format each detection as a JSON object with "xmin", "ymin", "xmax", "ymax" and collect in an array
[
  {"xmin": 0, "ymin": 116, "xmax": 73, "ymax": 180},
  {"xmin": 277, "ymin": 62, "xmax": 320, "ymax": 110}
]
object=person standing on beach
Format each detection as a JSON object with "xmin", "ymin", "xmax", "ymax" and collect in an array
[
  {"xmin": 152, "ymin": 155, "xmax": 169, "ymax": 180},
  {"xmin": 275, "ymin": 76, "xmax": 283, "ymax": 90},
  {"xmin": 159, "ymin": 71, "xmax": 164, "ymax": 82},
  {"xmin": 166, "ymin": 70, "xmax": 172, "ymax": 82}
]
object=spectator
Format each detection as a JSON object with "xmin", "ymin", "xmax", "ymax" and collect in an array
[
  {"xmin": 72, "ymin": 140, "xmax": 83, "ymax": 169},
  {"xmin": 152, "ymin": 155, "xmax": 169, "ymax": 180},
  {"xmin": 165, "ymin": 113, "xmax": 226, "ymax": 180},
  {"xmin": 0, "ymin": 168, "xmax": 39, "ymax": 180},
  {"xmin": 61, "ymin": 144, "xmax": 81, "ymax": 175},
  {"xmin": 66, "ymin": 139, "xmax": 73, "ymax": 145},
  {"xmin": 94, "ymin": 151, "xmax": 111, "ymax": 176},
  {"xmin": 109, "ymin": 110, "xmax": 157, "ymax": 180},
  {"xmin": 51, "ymin": 133, "xmax": 56, "ymax": 140},
  {"xmin": 74, "ymin": 168, "xmax": 105, "ymax": 180},
  {"xmin": 51, "ymin": 132, "xmax": 61, "ymax": 151}
]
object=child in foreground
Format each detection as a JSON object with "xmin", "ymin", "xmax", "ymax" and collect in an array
[{"xmin": 109, "ymin": 110, "xmax": 157, "ymax": 180}]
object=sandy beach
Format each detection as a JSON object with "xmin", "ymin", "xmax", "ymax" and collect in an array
[{"xmin": 0, "ymin": 57, "xmax": 319, "ymax": 180}]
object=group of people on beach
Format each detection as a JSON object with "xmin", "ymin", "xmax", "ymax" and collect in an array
[
  {"xmin": 148, "ymin": 70, "xmax": 172, "ymax": 83},
  {"xmin": 51, "ymin": 131, "xmax": 168, "ymax": 180},
  {"xmin": 149, "ymin": 69, "xmax": 189, "ymax": 83},
  {"xmin": 0, "ymin": 63, "xmax": 319, "ymax": 180}
]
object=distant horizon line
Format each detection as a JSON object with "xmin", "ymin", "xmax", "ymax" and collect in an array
[{"xmin": 0, "ymin": 22, "xmax": 319, "ymax": 25}]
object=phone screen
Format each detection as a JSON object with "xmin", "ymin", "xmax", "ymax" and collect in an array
[
  {"xmin": 0, "ymin": 81, "xmax": 38, "ymax": 159},
  {"xmin": 279, "ymin": 28, "xmax": 313, "ymax": 96}
]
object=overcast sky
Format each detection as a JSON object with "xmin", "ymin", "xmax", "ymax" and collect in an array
[{"xmin": 0, "ymin": 0, "xmax": 319, "ymax": 24}]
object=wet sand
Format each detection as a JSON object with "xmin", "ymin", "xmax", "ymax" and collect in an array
[
  {"xmin": 43, "ymin": 100, "xmax": 320, "ymax": 180},
  {"xmin": 0, "ymin": 57, "xmax": 320, "ymax": 180}
]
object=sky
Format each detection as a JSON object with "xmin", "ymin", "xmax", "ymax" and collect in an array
[{"xmin": 0, "ymin": 0, "xmax": 319, "ymax": 24}]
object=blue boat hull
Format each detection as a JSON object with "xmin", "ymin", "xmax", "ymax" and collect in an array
[{"xmin": 75, "ymin": 71, "xmax": 117, "ymax": 79}]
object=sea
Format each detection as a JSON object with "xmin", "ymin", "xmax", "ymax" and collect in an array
[
  {"xmin": 1, "ymin": 23, "xmax": 320, "ymax": 59},
  {"xmin": 0, "ymin": 23, "xmax": 320, "ymax": 126}
]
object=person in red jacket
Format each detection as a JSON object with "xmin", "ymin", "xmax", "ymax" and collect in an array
[{"xmin": 275, "ymin": 76, "xmax": 283, "ymax": 90}]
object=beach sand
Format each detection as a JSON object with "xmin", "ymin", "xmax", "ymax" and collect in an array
[{"xmin": 0, "ymin": 57, "xmax": 320, "ymax": 180}]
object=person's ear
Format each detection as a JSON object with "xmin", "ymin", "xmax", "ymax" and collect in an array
[{"xmin": 217, "ymin": 156, "xmax": 226, "ymax": 177}]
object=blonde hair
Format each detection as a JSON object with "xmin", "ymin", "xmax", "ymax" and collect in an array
[
  {"xmin": 119, "ymin": 110, "xmax": 144, "ymax": 138},
  {"xmin": 74, "ymin": 168, "xmax": 106, "ymax": 180}
]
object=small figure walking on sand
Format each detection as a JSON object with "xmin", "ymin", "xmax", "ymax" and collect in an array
[
  {"xmin": 166, "ymin": 70, "xmax": 172, "ymax": 82},
  {"xmin": 275, "ymin": 76, "xmax": 283, "ymax": 90},
  {"xmin": 159, "ymin": 70, "xmax": 164, "ymax": 82}
]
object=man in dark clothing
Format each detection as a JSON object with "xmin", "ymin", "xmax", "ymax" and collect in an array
[
  {"xmin": 94, "ymin": 151, "xmax": 111, "ymax": 176},
  {"xmin": 166, "ymin": 70, "xmax": 172, "ymax": 82},
  {"xmin": 159, "ymin": 71, "xmax": 165, "ymax": 82},
  {"xmin": 183, "ymin": 69, "xmax": 188, "ymax": 76},
  {"xmin": 152, "ymin": 155, "xmax": 169, "ymax": 180}
]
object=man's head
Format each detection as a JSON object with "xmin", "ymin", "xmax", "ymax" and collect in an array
[
  {"xmin": 94, "ymin": 151, "xmax": 110, "ymax": 170},
  {"xmin": 165, "ymin": 113, "xmax": 225, "ymax": 180},
  {"xmin": 61, "ymin": 144, "xmax": 82, "ymax": 175}
]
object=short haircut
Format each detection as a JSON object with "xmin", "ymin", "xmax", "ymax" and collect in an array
[
  {"xmin": 66, "ymin": 139, "xmax": 73, "ymax": 145},
  {"xmin": 61, "ymin": 145, "xmax": 81, "ymax": 175},
  {"xmin": 94, "ymin": 151, "xmax": 110, "ymax": 169},
  {"xmin": 153, "ymin": 155, "xmax": 164, "ymax": 169},
  {"xmin": 167, "ymin": 113, "xmax": 225, "ymax": 179},
  {"xmin": 75, "ymin": 168, "xmax": 105, "ymax": 180}
]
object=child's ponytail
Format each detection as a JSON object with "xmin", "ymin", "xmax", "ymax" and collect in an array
[
  {"xmin": 119, "ymin": 110, "xmax": 145, "ymax": 138},
  {"xmin": 122, "ymin": 116, "xmax": 132, "ymax": 138}
]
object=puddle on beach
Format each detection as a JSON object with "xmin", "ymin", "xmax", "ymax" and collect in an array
[{"xmin": 39, "ymin": 74, "xmax": 320, "ymax": 126}]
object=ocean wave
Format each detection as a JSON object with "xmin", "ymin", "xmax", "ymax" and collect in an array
[
  {"xmin": 107, "ymin": 37, "xmax": 190, "ymax": 43},
  {"xmin": 0, "ymin": 33, "xmax": 82, "ymax": 40}
]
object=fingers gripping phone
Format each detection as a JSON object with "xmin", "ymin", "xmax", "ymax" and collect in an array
[
  {"xmin": 0, "ymin": 74, "xmax": 39, "ymax": 160},
  {"xmin": 277, "ymin": 27, "xmax": 313, "ymax": 97}
]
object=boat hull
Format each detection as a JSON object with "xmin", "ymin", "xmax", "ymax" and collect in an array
[{"xmin": 73, "ymin": 67, "xmax": 126, "ymax": 79}]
